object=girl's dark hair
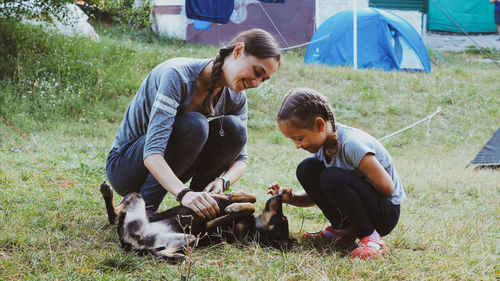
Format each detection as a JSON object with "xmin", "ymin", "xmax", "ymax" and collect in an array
[
  {"xmin": 204, "ymin": 28, "xmax": 281, "ymax": 114},
  {"xmin": 277, "ymin": 88, "xmax": 338, "ymax": 148}
]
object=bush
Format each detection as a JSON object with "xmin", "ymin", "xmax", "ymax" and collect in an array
[{"xmin": 79, "ymin": 0, "xmax": 153, "ymax": 28}]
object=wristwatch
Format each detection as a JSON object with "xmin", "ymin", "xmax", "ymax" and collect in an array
[{"xmin": 218, "ymin": 176, "xmax": 230, "ymax": 191}]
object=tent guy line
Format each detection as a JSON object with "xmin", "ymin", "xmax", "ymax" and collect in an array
[
  {"xmin": 378, "ymin": 107, "xmax": 442, "ymax": 142},
  {"xmin": 280, "ymin": 34, "xmax": 331, "ymax": 51}
]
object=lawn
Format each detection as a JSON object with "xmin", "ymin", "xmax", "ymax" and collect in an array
[{"xmin": 0, "ymin": 21, "xmax": 499, "ymax": 280}]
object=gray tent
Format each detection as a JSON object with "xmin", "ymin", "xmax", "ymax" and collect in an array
[{"xmin": 469, "ymin": 127, "xmax": 500, "ymax": 169}]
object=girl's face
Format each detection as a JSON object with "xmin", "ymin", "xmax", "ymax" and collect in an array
[
  {"xmin": 278, "ymin": 118, "xmax": 327, "ymax": 153},
  {"xmin": 223, "ymin": 43, "xmax": 280, "ymax": 92}
]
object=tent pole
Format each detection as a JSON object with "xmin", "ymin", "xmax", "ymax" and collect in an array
[{"xmin": 353, "ymin": 0, "xmax": 358, "ymax": 70}]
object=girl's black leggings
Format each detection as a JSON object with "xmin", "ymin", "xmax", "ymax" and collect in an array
[{"xmin": 296, "ymin": 157, "xmax": 400, "ymax": 238}]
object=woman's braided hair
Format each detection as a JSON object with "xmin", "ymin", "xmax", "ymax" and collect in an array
[
  {"xmin": 203, "ymin": 28, "xmax": 281, "ymax": 115},
  {"xmin": 277, "ymin": 88, "xmax": 338, "ymax": 148}
]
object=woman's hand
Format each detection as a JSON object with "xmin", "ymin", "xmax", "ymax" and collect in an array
[
  {"xmin": 267, "ymin": 182, "xmax": 294, "ymax": 204},
  {"xmin": 203, "ymin": 178, "xmax": 224, "ymax": 194},
  {"xmin": 181, "ymin": 191, "xmax": 220, "ymax": 219}
]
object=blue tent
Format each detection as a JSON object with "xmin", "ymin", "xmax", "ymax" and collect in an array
[{"xmin": 305, "ymin": 8, "xmax": 431, "ymax": 72}]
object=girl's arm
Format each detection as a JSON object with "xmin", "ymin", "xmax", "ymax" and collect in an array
[
  {"xmin": 144, "ymin": 154, "xmax": 220, "ymax": 219},
  {"xmin": 267, "ymin": 182, "xmax": 316, "ymax": 207},
  {"xmin": 357, "ymin": 154, "xmax": 394, "ymax": 195}
]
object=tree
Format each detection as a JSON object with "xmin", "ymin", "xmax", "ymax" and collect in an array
[
  {"xmin": 0, "ymin": 0, "xmax": 74, "ymax": 22},
  {"xmin": 0, "ymin": 0, "xmax": 152, "ymax": 27}
]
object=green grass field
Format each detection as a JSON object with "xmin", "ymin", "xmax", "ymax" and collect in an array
[{"xmin": 0, "ymin": 21, "xmax": 499, "ymax": 280}]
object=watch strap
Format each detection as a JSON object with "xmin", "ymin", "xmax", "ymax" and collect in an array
[{"xmin": 218, "ymin": 176, "xmax": 230, "ymax": 191}]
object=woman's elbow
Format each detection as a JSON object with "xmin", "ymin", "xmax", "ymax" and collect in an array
[{"xmin": 143, "ymin": 154, "xmax": 160, "ymax": 169}]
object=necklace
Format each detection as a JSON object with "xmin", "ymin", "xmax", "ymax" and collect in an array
[
  {"xmin": 218, "ymin": 89, "xmax": 225, "ymax": 137},
  {"xmin": 324, "ymin": 132, "xmax": 337, "ymax": 159},
  {"xmin": 325, "ymin": 147, "xmax": 336, "ymax": 158}
]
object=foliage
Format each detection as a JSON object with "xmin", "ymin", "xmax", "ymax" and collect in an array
[
  {"xmin": 0, "ymin": 21, "xmax": 499, "ymax": 280},
  {"xmin": 0, "ymin": 0, "xmax": 73, "ymax": 21},
  {"xmin": 0, "ymin": 0, "xmax": 153, "ymax": 28},
  {"xmin": 80, "ymin": 0, "xmax": 153, "ymax": 28}
]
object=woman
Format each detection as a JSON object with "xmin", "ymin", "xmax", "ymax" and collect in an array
[{"xmin": 106, "ymin": 29, "xmax": 281, "ymax": 219}]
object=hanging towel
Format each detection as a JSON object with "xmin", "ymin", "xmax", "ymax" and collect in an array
[{"xmin": 185, "ymin": 0, "xmax": 235, "ymax": 24}]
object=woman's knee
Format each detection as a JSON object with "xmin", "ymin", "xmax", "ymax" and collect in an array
[
  {"xmin": 175, "ymin": 112, "xmax": 209, "ymax": 142},
  {"xmin": 220, "ymin": 115, "xmax": 247, "ymax": 146}
]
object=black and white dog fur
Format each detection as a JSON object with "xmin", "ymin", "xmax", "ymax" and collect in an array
[{"xmin": 100, "ymin": 182, "xmax": 294, "ymax": 263}]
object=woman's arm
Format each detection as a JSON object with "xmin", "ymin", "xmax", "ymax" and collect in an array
[
  {"xmin": 144, "ymin": 154, "xmax": 220, "ymax": 219},
  {"xmin": 267, "ymin": 182, "xmax": 316, "ymax": 207},
  {"xmin": 204, "ymin": 160, "xmax": 247, "ymax": 194},
  {"xmin": 357, "ymin": 154, "xmax": 394, "ymax": 195}
]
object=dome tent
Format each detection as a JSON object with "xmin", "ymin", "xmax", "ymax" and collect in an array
[{"xmin": 304, "ymin": 8, "xmax": 431, "ymax": 72}]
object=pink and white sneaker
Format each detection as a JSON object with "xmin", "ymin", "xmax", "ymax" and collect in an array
[{"xmin": 351, "ymin": 230, "xmax": 388, "ymax": 259}]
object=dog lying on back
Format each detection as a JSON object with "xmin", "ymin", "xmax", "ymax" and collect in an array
[{"xmin": 100, "ymin": 182, "xmax": 294, "ymax": 263}]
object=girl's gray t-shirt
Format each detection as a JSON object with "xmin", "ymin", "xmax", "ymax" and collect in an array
[
  {"xmin": 111, "ymin": 57, "xmax": 248, "ymax": 162},
  {"xmin": 314, "ymin": 123, "xmax": 406, "ymax": 205}
]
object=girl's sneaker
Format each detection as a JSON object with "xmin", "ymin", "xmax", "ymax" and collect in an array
[
  {"xmin": 351, "ymin": 230, "xmax": 388, "ymax": 259},
  {"xmin": 302, "ymin": 226, "xmax": 356, "ymax": 246}
]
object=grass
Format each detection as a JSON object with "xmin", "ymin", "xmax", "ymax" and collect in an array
[{"xmin": 0, "ymin": 20, "xmax": 499, "ymax": 280}]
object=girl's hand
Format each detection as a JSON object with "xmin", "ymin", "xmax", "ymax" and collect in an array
[
  {"xmin": 203, "ymin": 178, "xmax": 224, "ymax": 194},
  {"xmin": 267, "ymin": 182, "xmax": 294, "ymax": 204}
]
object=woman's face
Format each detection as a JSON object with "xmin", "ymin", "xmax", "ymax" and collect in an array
[{"xmin": 223, "ymin": 43, "xmax": 280, "ymax": 92}]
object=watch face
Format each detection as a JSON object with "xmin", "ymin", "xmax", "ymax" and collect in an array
[{"xmin": 220, "ymin": 177, "xmax": 230, "ymax": 191}]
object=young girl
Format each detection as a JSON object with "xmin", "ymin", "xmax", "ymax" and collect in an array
[
  {"xmin": 268, "ymin": 88, "xmax": 406, "ymax": 259},
  {"xmin": 106, "ymin": 29, "xmax": 281, "ymax": 220}
]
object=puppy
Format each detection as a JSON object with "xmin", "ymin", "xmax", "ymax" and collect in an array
[{"xmin": 100, "ymin": 182, "xmax": 294, "ymax": 263}]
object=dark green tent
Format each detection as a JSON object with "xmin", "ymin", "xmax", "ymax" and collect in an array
[
  {"xmin": 470, "ymin": 127, "xmax": 500, "ymax": 169},
  {"xmin": 428, "ymin": 0, "xmax": 497, "ymax": 33},
  {"xmin": 369, "ymin": 0, "xmax": 498, "ymax": 33}
]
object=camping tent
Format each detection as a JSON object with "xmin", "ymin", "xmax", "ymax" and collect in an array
[
  {"xmin": 469, "ymin": 127, "xmax": 500, "ymax": 169},
  {"xmin": 304, "ymin": 8, "xmax": 431, "ymax": 72}
]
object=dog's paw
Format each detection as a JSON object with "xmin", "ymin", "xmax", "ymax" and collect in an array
[
  {"xmin": 227, "ymin": 191, "xmax": 256, "ymax": 203},
  {"xmin": 165, "ymin": 253, "xmax": 186, "ymax": 264},
  {"xmin": 224, "ymin": 202, "xmax": 255, "ymax": 214},
  {"xmin": 100, "ymin": 181, "xmax": 113, "ymax": 198}
]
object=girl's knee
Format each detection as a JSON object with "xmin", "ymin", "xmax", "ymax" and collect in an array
[
  {"xmin": 296, "ymin": 158, "xmax": 323, "ymax": 182},
  {"xmin": 320, "ymin": 167, "xmax": 349, "ymax": 191}
]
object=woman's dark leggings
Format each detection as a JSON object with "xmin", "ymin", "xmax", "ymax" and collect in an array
[
  {"xmin": 106, "ymin": 112, "xmax": 247, "ymax": 212},
  {"xmin": 296, "ymin": 157, "xmax": 400, "ymax": 238}
]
